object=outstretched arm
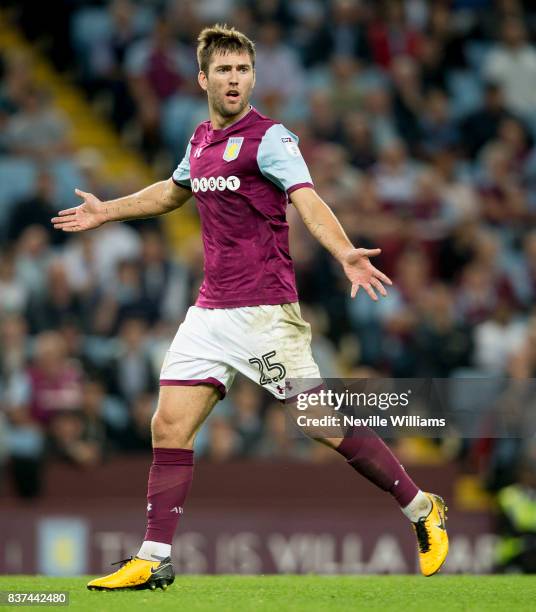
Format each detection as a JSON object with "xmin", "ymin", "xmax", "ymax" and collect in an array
[
  {"xmin": 51, "ymin": 178, "xmax": 191, "ymax": 232},
  {"xmin": 290, "ymin": 187, "xmax": 392, "ymax": 300}
]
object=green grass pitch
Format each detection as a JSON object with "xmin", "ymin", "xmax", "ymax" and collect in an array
[{"xmin": 1, "ymin": 576, "xmax": 536, "ymax": 611}]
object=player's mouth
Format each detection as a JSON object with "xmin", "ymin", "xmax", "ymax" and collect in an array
[{"xmin": 225, "ymin": 90, "xmax": 240, "ymax": 102}]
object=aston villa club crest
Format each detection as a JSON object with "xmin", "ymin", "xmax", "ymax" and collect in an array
[{"xmin": 223, "ymin": 137, "xmax": 244, "ymax": 162}]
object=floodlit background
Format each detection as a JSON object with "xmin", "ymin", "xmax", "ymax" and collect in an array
[{"xmin": 1, "ymin": 0, "xmax": 536, "ymax": 576}]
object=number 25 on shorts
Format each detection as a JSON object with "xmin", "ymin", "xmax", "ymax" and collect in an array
[{"xmin": 248, "ymin": 351, "xmax": 286, "ymax": 385}]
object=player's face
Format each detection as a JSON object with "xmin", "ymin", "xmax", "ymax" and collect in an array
[{"xmin": 199, "ymin": 51, "xmax": 255, "ymax": 120}]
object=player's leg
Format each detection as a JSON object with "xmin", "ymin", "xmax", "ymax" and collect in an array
[
  {"xmin": 226, "ymin": 303, "xmax": 448, "ymax": 576},
  {"xmin": 314, "ymin": 432, "xmax": 448, "ymax": 576},
  {"xmin": 87, "ymin": 384, "xmax": 220, "ymax": 591},
  {"xmin": 140, "ymin": 384, "xmax": 221, "ymax": 558},
  {"xmin": 88, "ymin": 306, "xmax": 232, "ymax": 591}
]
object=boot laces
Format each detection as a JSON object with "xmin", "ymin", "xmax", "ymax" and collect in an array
[
  {"xmin": 111, "ymin": 556, "xmax": 135, "ymax": 568},
  {"xmin": 415, "ymin": 518, "xmax": 431, "ymax": 554}
]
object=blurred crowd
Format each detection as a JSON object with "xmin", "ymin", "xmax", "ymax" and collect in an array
[{"xmin": 1, "ymin": 0, "xmax": 536, "ymax": 554}]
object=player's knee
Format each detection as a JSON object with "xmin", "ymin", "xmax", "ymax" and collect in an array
[{"xmin": 151, "ymin": 408, "xmax": 193, "ymax": 447}]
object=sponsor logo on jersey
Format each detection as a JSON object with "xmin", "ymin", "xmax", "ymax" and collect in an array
[
  {"xmin": 281, "ymin": 136, "xmax": 300, "ymax": 157},
  {"xmin": 192, "ymin": 175, "xmax": 240, "ymax": 193},
  {"xmin": 223, "ymin": 137, "xmax": 244, "ymax": 162}
]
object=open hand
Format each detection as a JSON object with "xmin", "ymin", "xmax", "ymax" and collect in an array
[
  {"xmin": 51, "ymin": 189, "xmax": 106, "ymax": 232},
  {"xmin": 342, "ymin": 248, "xmax": 392, "ymax": 301}
]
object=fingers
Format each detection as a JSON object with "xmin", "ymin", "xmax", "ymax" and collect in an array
[
  {"xmin": 51, "ymin": 208, "xmax": 78, "ymax": 222},
  {"xmin": 346, "ymin": 248, "xmax": 381, "ymax": 264},
  {"xmin": 370, "ymin": 277, "xmax": 387, "ymax": 297},
  {"xmin": 363, "ymin": 283, "xmax": 378, "ymax": 301},
  {"xmin": 52, "ymin": 216, "xmax": 76, "ymax": 226},
  {"xmin": 75, "ymin": 188, "xmax": 90, "ymax": 199},
  {"xmin": 351, "ymin": 283, "xmax": 359, "ymax": 299},
  {"xmin": 372, "ymin": 266, "xmax": 393, "ymax": 285},
  {"xmin": 52, "ymin": 220, "xmax": 81, "ymax": 231},
  {"xmin": 361, "ymin": 248, "xmax": 381, "ymax": 258}
]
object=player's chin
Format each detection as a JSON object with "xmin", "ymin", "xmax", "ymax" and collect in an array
[{"xmin": 222, "ymin": 97, "xmax": 245, "ymax": 115}]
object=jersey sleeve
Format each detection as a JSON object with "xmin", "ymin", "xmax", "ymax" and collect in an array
[
  {"xmin": 172, "ymin": 141, "xmax": 192, "ymax": 189},
  {"xmin": 256, "ymin": 123, "xmax": 314, "ymax": 195}
]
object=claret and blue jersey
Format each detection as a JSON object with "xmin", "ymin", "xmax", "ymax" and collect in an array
[{"xmin": 172, "ymin": 107, "xmax": 314, "ymax": 309}]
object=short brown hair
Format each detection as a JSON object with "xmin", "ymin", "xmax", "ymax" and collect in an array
[{"xmin": 197, "ymin": 24, "xmax": 255, "ymax": 74}]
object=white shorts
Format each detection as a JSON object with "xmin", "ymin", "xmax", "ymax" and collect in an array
[{"xmin": 160, "ymin": 303, "xmax": 321, "ymax": 400}]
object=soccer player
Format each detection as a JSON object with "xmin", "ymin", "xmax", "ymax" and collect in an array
[{"xmin": 52, "ymin": 25, "xmax": 448, "ymax": 590}]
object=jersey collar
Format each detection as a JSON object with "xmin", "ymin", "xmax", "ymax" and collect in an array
[{"xmin": 209, "ymin": 105, "xmax": 256, "ymax": 139}]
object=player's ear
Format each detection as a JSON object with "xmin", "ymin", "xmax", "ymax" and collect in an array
[{"xmin": 198, "ymin": 71, "xmax": 208, "ymax": 92}]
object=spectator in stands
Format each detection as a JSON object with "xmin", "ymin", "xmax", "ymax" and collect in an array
[
  {"xmin": 108, "ymin": 317, "xmax": 158, "ymax": 403},
  {"xmin": 413, "ymin": 282, "xmax": 473, "ymax": 377},
  {"xmin": 116, "ymin": 391, "xmax": 154, "ymax": 453},
  {"xmin": 495, "ymin": 453, "xmax": 536, "ymax": 573},
  {"xmin": 362, "ymin": 85, "xmax": 400, "ymax": 148},
  {"xmin": 48, "ymin": 411, "xmax": 102, "ymax": 467},
  {"xmin": 326, "ymin": 56, "xmax": 365, "ymax": 115},
  {"xmin": 0, "ymin": 314, "xmax": 29, "ymax": 380},
  {"xmin": 484, "ymin": 17, "xmax": 536, "ymax": 121},
  {"xmin": 0, "ymin": 51, "xmax": 34, "ymax": 116},
  {"xmin": 7, "ymin": 170, "xmax": 66, "ymax": 246},
  {"xmin": 26, "ymin": 259, "xmax": 84, "ymax": 333},
  {"xmin": 3, "ymin": 402, "xmax": 45, "ymax": 498},
  {"xmin": 342, "ymin": 110, "xmax": 377, "ymax": 170},
  {"xmin": 509, "ymin": 314, "xmax": 536, "ymax": 378},
  {"xmin": 0, "ymin": 249, "xmax": 28, "ymax": 316},
  {"xmin": 138, "ymin": 229, "xmax": 190, "ymax": 324},
  {"xmin": 5, "ymin": 87, "xmax": 71, "ymax": 159},
  {"xmin": 455, "ymin": 262, "xmax": 501, "ymax": 326},
  {"xmin": 507, "ymin": 230, "xmax": 536, "ymax": 310},
  {"xmin": 477, "ymin": 142, "xmax": 526, "ymax": 227},
  {"xmin": 390, "ymin": 55, "xmax": 423, "ymax": 152},
  {"xmin": 425, "ymin": 1, "xmax": 466, "ymax": 72},
  {"xmin": 432, "ymin": 148, "xmax": 480, "ymax": 222},
  {"xmin": 495, "ymin": 116, "xmax": 533, "ymax": 171},
  {"xmin": 303, "ymin": 0, "xmax": 370, "ymax": 67},
  {"xmin": 82, "ymin": 0, "xmax": 143, "ymax": 130},
  {"xmin": 459, "ymin": 82, "xmax": 517, "ymax": 158},
  {"xmin": 253, "ymin": 21, "xmax": 305, "ymax": 117},
  {"xmin": 91, "ymin": 258, "xmax": 157, "ymax": 334},
  {"xmin": 473, "ymin": 296, "xmax": 526, "ymax": 374},
  {"xmin": 381, "ymin": 248, "xmax": 431, "ymax": 375},
  {"xmin": 62, "ymin": 234, "xmax": 101, "ymax": 311},
  {"xmin": 373, "ymin": 139, "xmax": 420, "ymax": 209},
  {"xmin": 368, "ymin": 0, "xmax": 422, "ymax": 69},
  {"xmin": 307, "ymin": 89, "xmax": 344, "ymax": 143},
  {"xmin": 418, "ymin": 35, "xmax": 448, "ymax": 93},
  {"xmin": 27, "ymin": 330, "xmax": 83, "ymax": 425},
  {"xmin": 70, "ymin": 222, "xmax": 141, "ymax": 291},
  {"xmin": 13, "ymin": 226, "xmax": 52, "ymax": 301},
  {"xmin": 204, "ymin": 416, "xmax": 243, "ymax": 461},
  {"xmin": 229, "ymin": 379, "xmax": 264, "ymax": 455},
  {"xmin": 419, "ymin": 89, "xmax": 460, "ymax": 157},
  {"xmin": 308, "ymin": 142, "xmax": 362, "ymax": 197},
  {"xmin": 79, "ymin": 378, "xmax": 128, "ymax": 450},
  {"xmin": 125, "ymin": 15, "xmax": 197, "ymax": 158},
  {"xmin": 255, "ymin": 404, "xmax": 310, "ymax": 459}
]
